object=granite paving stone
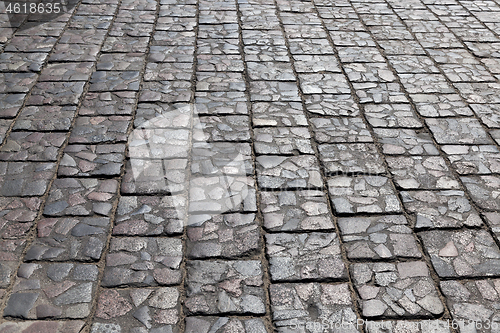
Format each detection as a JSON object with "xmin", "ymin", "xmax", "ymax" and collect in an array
[
  {"xmin": 39, "ymin": 63, "xmax": 94, "ymax": 82},
  {"xmin": 387, "ymin": 55, "xmax": 441, "ymax": 73},
  {"xmin": 298, "ymin": 74, "xmax": 351, "ymax": 95},
  {"xmin": 411, "ymin": 94, "xmax": 474, "ymax": 117},
  {"xmin": 353, "ymin": 82, "xmax": 409, "ymax": 104},
  {"xmin": 464, "ymin": 41, "xmax": 500, "ymax": 58},
  {"xmin": 4, "ymin": 36, "xmax": 57, "ymax": 53},
  {"xmin": 148, "ymin": 45, "xmax": 195, "ymax": 63},
  {"xmin": 75, "ymin": 4, "xmax": 118, "ymax": 15},
  {"xmin": 401, "ymin": 190, "xmax": 483, "ymax": 229},
  {"xmin": 80, "ymin": 91, "xmax": 136, "ymax": 116},
  {"xmin": 240, "ymin": 9, "xmax": 280, "ymax": 30},
  {"xmin": 69, "ymin": 15, "xmax": 114, "ymax": 29},
  {"xmin": 403, "ymin": 20, "xmax": 449, "ymax": 34},
  {"xmin": 310, "ymin": 117, "xmax": 373, "ymax": 143},
  {"xmin": 283, "ymin": 25, "xmax": 327, "ymax": 39},
  {"xmin": 199, "ymin": 24, "xmax": 239, "ymax": 39},
  {"xmin": 470, "ymin": 104, "xmax": 500, "ymax": 128},
  {"xmin": 96, "ymin": 53, "xmax": 145, "ymax": 71},
  {"xmin": 250, "ymin": 81, "xmax": 300, "ymax": 102},
  {"xmin": 199, "ymin": 10, "xmax": 238, "ymax": 24},
  {"xmin": 145, "ymin": 63, "xmax": 193, "ymax": 81},
  {"xmin": 196, "ymin": 72, "xmax": 246, "ymax": 91},
  {"xmin": 89, "ymin": 71, "xmax": 141, "ymax": 91},
  {"xmin": 373, "ymin": 128, "xmax": 440, "ymax": 155},
  {"xmin": 318, "ymin": 143, "xmax": 386, "ymax": 175},
  {"xmin": 247, "ymin": 62, "xmax": 295, "ymax": 81},
  {"xmin": 152, "ymin": 31, "xmax": 196, "ymax": 46},
  {"xmin": 399, "ymin": 74, "xmax": 455, "ymax": 94},
  {"xmin": 58, "ymin": 144, "xmax": 125, "ymax": 177},
  {"xmin": 13, "ymin": 106, "xmax": 76, "ymax": 131},
  {"xmin": 288, "ymin": 38, "xmax": 335, "ymax": 55},
  {"xmin": 292, "ymin": 55, "xmax": 341, "ymax": 73},
  {"xmin": 139, "ymin": 81, "xmax": 193, "ymax": 103},
  {"xmin": 27, "ymin": 82, "xmax": 86, "ymax": 106},
  {"xmin": 193, "ymin": 116, "xmax": 251, "ymax": 141},
  {"xmin": 195, "ymin": 92, "xmax": 249, "ymax": 115},
  {"xmin": 364, "ymin": 104, "xmax": 423, "ymax": 128},
  {"xmin": 58, "ymin": 29, "xmax": 107, "ymax": 46},
  {"xmin": 190, "ymin": 142, "xmax": 253, "ymax": 175},
  {"xmin": 323, "ymin": 18, "xmax": 366, "ymax": 31},
  {"xmin": 254, "ymin": 127, "xmax": 314, "ymax": 155},
  {"xmin": 185, "ymin": 317, "xmax": 267, "ymax": 333},
  {"xmin": 244, "ymin": 44, "xmax": 289, "ymax": 62},
  {"xmin": 370, "ymin": 26, "xmax": 415, "ymax": 41},
  {"xmin": 0, "ymin": 197, "xmax": 41, "ymax": 239},
  {"xmin": 0, "ymin": 53, "xmax": 47, "ymax": 72},
  {"xmin": 338, "ymin": 47, "xmax": 385, "ymax": 63},
  {"xmin": 316, "ymin": 5, "xmax": 358, "ymax": 19},
  {"xmin": 256, "ymin": 155, "xmax": 323, "ymax": 189},
  {"xmin": 351, "ymin": 262, "xmax": 444, "ymax": 318},
  {"xmin": 0, "ymin": 73, "xmax": 37, "ymax": 93},
  {"xmin": 344, "ymin": 63, "xmax": 396, "ymax": 83},
  {"xmin": 197, "ymin": 39, "xmax": 240, "ymax": 56},
  {"xmin": 442, "ymin": 145, "xmax": 500, "ymax": 175},
  {"xmin": 304, "ymin": 94, "xmax": 360, "ymax": 117},
  {"xmin": 461, "ymin": 175, "xmax": 500, "ymax": 210},
  {"xmin": 260, "ymin": 190, "xmax": 335, "ymax": 232},
  {"xmin": 185, "ymin": 260, "xmax": 265, "ymax": 315},
  {"xmin": 157, "ymin": 16, "xmax": 197, "ymax": 31},
  {"xmin": 440, "ymin": 63, "xmax": 496, "ymax": 82},
  {"xmin": 102, "ymin": 237, "xmax": 183, "ymax": 287},
  {"xmin": 49, "ymin": 44, "xmax": 101, "ymax": 62},
  {"xmin": 414, "ymin": 32, "xmax": 463, "ymax": 48},
  {"xmin": 69, "ymin": 116, "xmax": 131, "ymax": 144},
  {"xmin": 338, "ymin": 215, "xmax": 422, "ymax": 260},
  {"xmin": 0, "ymin": 132, "xmax": 66, "ymax": 162},
  {"xmin": 102, "ymin": 37, "xmax": 150, "ymax": 53},
  {"xmin": 454, "ymin": 82, "xmax": 500, "ymax": 103},
  {"xmin": 0, "ymin": 162, "xmax": 56, "ymax": 197},
  {"xmin": 377, "ymin": 40, "xmax": 427, "ymax": 55},
  {"xmin": 426, "ymin": 118, "xmax": 494, "ymax": 144},
  {"xmin": 252, "ymin": 102, "xmax": 308, "ymax": 127},
  {"xmin": 420, "ymin": 229, "xmax": 500, "ymax": 278},
  {"xmin": 0, "ymin": 94, "xmax": 25, "ymax": 118}
]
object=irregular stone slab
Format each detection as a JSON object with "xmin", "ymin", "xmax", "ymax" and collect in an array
[
  {"xmin": 247, "ymin": 62, "xmax": 295, "ymax": 81},
  {"xmin": 70, "ymin": 15, "xmax": 114, "ymax": 29},
  {"xmin": 373, "ymin": 128, "xmax": 439, "ymax": 155},
  {"xmin": 338, "ymin": 47, "xmax": 385, "ymax": 63},
  {"xmin": 344, "ymin": 63, "xmax": 396, "ymax": 83},
  {"xmin": 426, "ymin": 118, "xmax": 493, "ymax": 145},
  {"xmin": 148, "ymin": 45, "xmax": 195, "ymax": 63},
  {"xmin": 299, "ymin": 73, "xmax": 351, "ymax": 94},
  {"xmin": 353, "ymin": 82, "xmax": 408, "ymax": 104},
  {"xmin": 254, "ymin": 127, "xmax": 313, "ymax": 155},
  {"xmin": 198, "ymin": 36, "xmax": 240, "ymax": 52},
  {"xmin": 454, "ymin": 82, "xmax": 500, "ymax": 103},
  {"xmin": 13, "ymin": 105, "xmax": 75, "ymax": 131},
  {"xmin": 49, "ymin": 43, "xmax": 100, "ymax": 62},
  {"xmin": 26, "ymin": 217, "xmax": 110, "ymax": 261},
  {"xmin": 284, "ymin": 25, "xmax": 327, "ymax": 39},
  {"xmin": 0, "ymin": 321, "xmax": 85, "ymax": 333},
  {"xmin": 39, "ymin": 62, "xmax": 94, "ymax": 81},
  {"xmin": 288, "ymin": 38, "xmax": 335, "ymax": 55},
  {"xmin": 256, "ymin": 155, "xmax": 323, "ymax": 189},
  {"xmin": 441, "ymin": 63, "xmax": 496, "ymax": 82},
  {"xmin": 102, "ymin": 237, "xmax": 183, "ymax": 287},
  {"xmin": 401, "ymin": 190, "xmax": 482, "ymax": 229},
  {"xmin": 145, "ymin": 63, "xmax": 192, "ymax": 82},
  {"xmin": 388, "ymin": 55, "xmax": 440, "ymax": 73},
  {"xmin": 0, "ymin": 94, "xmax": 25, "ymax": 119},
  {"xmin": 4, "ymin": 36, "xmax": 57, "ymax": 53},
  {"xmin": 328, "ymin": 176, "xmax": 402, "ymax": 214},
  {"xmin": 310, "ymin": 117, "xmax": 372, "ymax": 143},
  {"xmin": 420, "ymin": 229, "xmax": 500, "ymax": 278},
  {"xmin": 44, "ymin": 178, "xmax": 118, "ymax": 217},
  {"xmin": 0, "ymin": 132, "xmax": 66, "ymax": 161},
  {"xmin": 0, "ymin": 162, "xmax": 55, "ymax": 197},
  {"xmin": 5, "ymin": 263, "xmax": 97, "ymax": 319},
  {"xmin": 152, "ymin": 31, "xmax": 195, "ymax": 46},
  {"xmin": 461, "ymin": 175, "xmax": 500, "ymax": 210},
  {"xmin": 250, "ymin": 81, "xmax": 300, "ymax": 102},
  {"xmin": 195, "ymin": 92, "xmax": 248, "ymax": 115},
  {"xmin": 442, "ymin": 145, "xmax": 500, "ymax": 175},
  {"xmin": 484, "ymin": 212, "xmax": 500, "ymax": 242},
  {"xmin": 139, "ymin": 81, "xmax": 192, "ymax": 103},
  {"xmin": 196, "ymin": 72, "xmax": 245, "ymax": 91},
  {"xmin": 199, "ymin": 10, "xmax": 238, "ymax": 24},
  {"xmin": 270, "ymin": 283, "xmax": 359, "ymax": 332},
  {"xmin": 58, "ymin": 144, "xmax": 125, "ymax": 177},
  {"xmin": 319, "ymin": 143, "xmax": 386, "ymax": 175},
  {"xmin": 338, "ymin": 215, "xmax": 421, "ymax": 260},
  {"xmin": 69, "ymin": 116, "xmax": 131, "ymax": 144},
  {"xmin": 414, "ymin": 32, "xmax": 462, "ymax": 48},
  {"xmin": 191, "ymin": 142, "xmax": 253, "ymax": 175},
  {"xmin": 244, "ymin": 44, "xmax": 289, "ymax": 62},
  {"xmin": 330, "ymin": 31, "xmax": 376, "ymax": 47},
  {"xmin": 387, "ymin": 156, "xmax": 460, "ymax": 190},
  {"xmin": 292, "ymin": 55, "xmax": 341, "ymax": 73},
  {"xmin": 399, "ymin": 74, "xmax": 455, "ymax": 94},
  {"xmin": 59, "ymin": 29, "xmax": 107, "ymax": 45},
  {"xmin": 187, "ymin": 213, "xmax": 259, "ymax": 258},
  {"xmin": 96, "ymin": 53, "xmax": 145, "ymax": 71},
  {"xmin": 261, "ymin": 190, "xmax": 334, "ymax": 232},
  {"xmin": 0, "ymin": 120, "xmax": 11, "ymax": 146},
  {"xmin": 0, "ymin": 53, "xmax": 47, "ymax": 72},
  {"xmin": 102, "ymin": 36, "xmax": 150, "ymax": 53},
  {"xmin": 252, "ymin": 102, "xmax": 306, "ymax": 127},
  {"xmin": 92, "ymin": 287, "xmax": 181, "ymax": 333},
  {"xmin": 80, "ymin": 91, "xmax": 136, "ymax": 116},
  {"xmin": 266, "ymin": 232, "xmax": 347, "ymax": 281},
  {"xmin": 197, "ymin": 53, "xmax": 244, "ymax": 72},
  {"xmin": 185, "ymin": 260, "xmax": 265, "ymax": 315},
  {"xmin": 194, "ymin": 116, "xmax": 250, "ymax": 141},
  {"xmin": 159, "ymin": 4, "xmax": 196, "ymax": 17},
  {"xmin": 364, "ymin": 104, "xmax": 422, "ymax": 128},
  {"xmin": 185, "ymin": 317, "xmax": 267, "ymax": 333},
  {"xmin": 378, "ymin": 40, "xmax": 426, "ymax": 55},
  {"xmin": 470, "ymin": 104, "xmax": 500, "ymax": 128},
  {"xmin": 89, "ymin": 71, "xmax": 140, "ymax": 91},
  {"xmin": 27, "ymin": 82, "xmax": 86, "ymax": 106},
  {"xmin": 0, "ymin": 197, "xmax": 41, "ymax": 239},
  {"xmin": 304, "ymin": 94, "xmax": 360, "ymax": 117},
  {"xmin": 240, "ymin": 8, "xmax": 280, "ymax": 29},
  {"xmin": 351, "ymin": 262, "xmax": 444, "ymax": 318},
  {"xmin": 411, "ymin": 94, "xmax": 474, "ymax": 117}
]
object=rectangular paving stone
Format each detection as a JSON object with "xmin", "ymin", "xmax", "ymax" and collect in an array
[
  {"xmin": 319, "ymin": 143, "xmax": 386, "ymax": 175},
  {"xmin": 252, "ymin": 102, "xmax": 308, "ymax": 127},
  {"xmin": 387, "ymin": 55, "xmax": 440, "ymax": 73},
  {"xmin": 4, "ymin": 36, "xmax": 57, "ymax": 53},
  {"xmin": 270, "ymin": 283, "xmax": 359, "ymax": 332},
  {"xmin": 114, "ymin": 195, "xmax": 185, "ymax": 236},
  {"xmin": 311, "ymin": 117, "xmax": 373, "ymax": 143},
  {"xmin": 39, "ymin": 63, "xmax": 94, "ymax": 82},
  {"xmin": 0, "ymin": 197, "xmax": 41, "ymax": 239},
  {"xmin": 399, "ymin": 74, "xmax": 455, "ymax": 93},
  {"xmin": 0, "ymin": 94, "xmax": 25, "ymax": 118},
  {"xmin": 266, "ymin": 232, "xmax": 347, "ymax": 282},
  {"xmin": 69, "ymin": 15, "xmax": 114, "ymax": 29},
  {"xmin": 441, "ymin": 63, "xmax": 496, "ymax": 82},
  {"xmin": 26, "ymin": 217, "xmax": 110, "ymax": 261},
  {"xmin": 288, "ymin": 39, "xmax": 335, "ymax": 55},
  {"xmin": 247, "ymin": 62, "xmax": 295, "ymax": 81},
  {"xmin": 240, "ymin": 10, "xmax": 280, "ymax": 30},
  {"xmin": 199, "ymin": 24, "xmax": 239, "ymax": 39},
  {"xmin": 75, "ymin": 3, "xmax": 118, "ymax": 15},
  {"xmin": 454, "ymin": 82, "xmax": 500, "ymax": 103},
  {"xmin": 323, "ymin": 18, "xmax": 366, "ymax": 31},
  {"xmin": 0, "ymin": 53, "xmax": 47, "ymax": 72},
  {"xmin": 196, "ymin": 72, "xmax": 246, "ymax": 91},
  {"xmin": 102, "ymin": 237, "xmax": 183, "ymax": 287},
  {"xmin": 465, "ymin": 41, "xmax": 500, "ymax": 57},
  {"xmin": 292, "ymin": 55, "xmax": 341, "ymax": 73},
  {"xmin": 426, "ymin": 118, "xmax": 494, "ymax": 144},
  {"xmin": 256, "ymin": 155, "xmax": 323, "ymax": 189},
  {"xmin": 157, "ymin": 16, "xmax": 197, "ymax": 31},
  {"xmin": 0, "ymin": 241, "xmax": 27, "ymax": 288},
  {"xmin": 470, "ymin": 104, "xmax": 500, "ymax": 128},
  {"xmin": 254, "ymin": 127, "xmax": 313, "ymax": 155},
  {"xmin": 102, "ymin": 36, "xmax": 150, "ymax": 53},
  {"xmin": 374, "ymin": 128, "xmax": 440, "ymax": 155},
  {"xmin": 304, "ymin": 94, "xmax": 360, "ymax": 117},
  {"xmin": 414, "ymin": 32, "xmax": 463, "ymax": 48},
  {"xmin": 58, "ymin": 144, "xmax": 125, "ymax": 177},
  {"xmin": 0, "ymin": 132, "xmax": 66, "ymax": 162},
  {"xmin": 59, "ymin": 29, "xmax": 107, "ymax": 45},
  {"xmin": 199, "ymin": 10, "xmax": 238, "ymax": 24},
  {"xmin": 244, "ymin": 44, "xmax": 289, "ymax": 62},
  {"xmin": 250, "ymin": 81, "xmax": 300, "ymax": 102},
  {"xmin": 92, "ymin": 287, "xmax": 181, "ymax": 333},
  {"xmin": 411, "ymin": 94, "xmax": 474, "ymax": 117},
  {"xmin": 364, "ymin": 104, "xmax": 423, "ymax": 128},
  {"xmin": 387, "ymin": 156, "xmax": 460, "ymax": 189},
  {"xmin": 89, "ymin": 71, "xmax": 141, "ymax": 91},
  {"xmin": 149, "ymin": 45, "xmax": 195, "ymax": 63},
  {"xmin": 0, "ymin": 120, "xmax": 11, "ymax": 145},
  {"xmin": 0, "ymin": 162, "xmax": 55, "ymax": 197},
  {"xmin": 13, "ymin": 106, "xmax": 76, "ymax": 131},
  {"xmin": 316, "ymin": 5, "xmax": 357, "ymax": 19},
  {"xmin": 338, "ymin": 47, "xmax": 385, "ymax": 63},
  {"xmin": 298, "ymin": 74, "xmax": 351, "ymax": 94},
  {"xmin": 96, "ymin": 53, "xmax": 145, "ymax": 71},
  {"xmin": 139, "ymin": 81, "xmax": 192, "ymax": 103},
  {"xmin": 442, "ymin": 145, "xmax": 500, "ymax": 174},
  {"xmin": 328, "ymin": 176, "xmax": 402, "ymax": 214},
  {"xmin": 0, "ymin": 73, "xmax": 37, "ymax": 93},
  {"xmin": 185, "ymin": 317, "xmax": 267, "ymax": 333},
  {"xmin": 4, "ymin": 262, "xmax": 98, "ymax": 319},
  {"xmin": 49, "ymin": 43, "xmax": 100, "ymax": 62},
  {"xmin": 344, "ymin": 63, "xmax": 396, "ymax": 83},
  {"xmin": 339, "ymin": 215, "xmax": 422, "ymax": 260},
  {"xmin": 44, "ymin": 178, "xmax": 118, "ymax": 217},
  {"xmin": 377, "ymin": 40, "xmax": 426, "ymax": 55},
  {"xmin": 461, "ymin": 175, "xmax": 500, "ymax": 210},
  {"xmin": 27, "ymin": 82, "xmax": 86, "ymax": 106},
  {"xmin": 420, "ymin": 229, "xmax": 500, "ymax": 278},
  {"xmin": 370, "ymin": 26, "xmax": 414, "ymax": 41},
  {"xmin": 152, "ymin": 31, "xmax": 195, "ymax": 46},
  {"xmin": 261, "ymin": 190, "xmax": 335, "ymax": 232},
  {"xmin": 145, "ymin": 63, "xmax": 193, "ymax": 81},
  {"xmin": 185, "ymin": 260, "xmax": 265, "ymax": 315},
  {"xmin": 353, "ymin": 82, "xmax": 408, "ymax": 104},
  {"xmin": 194, "ymin": 116, "xmax": 250, "ymax": 141},
  {"xmin": 80, "ymin": 91, "xmax": 136, "ymax": 116},
  {"xmin": 198, "ymin": 38, "xmax": 240, "ymax": 56},
  {"xmin": 187, "ymin": 213, "xmax": 259, "ymax": 258},
  {"xmin": 283, "ymin": 25, "xmax": 327, "ymax": 39},
  {"xmin": 190, "ymin": 142, "xmax": 253, "ymax": 175},
  {"xmin": 401, "ymin": 190, "xmax": 483, "ymax": 229},
  {"xmin": 195, "ymin": 92, "xmax": 248, "ymax": 115},
  {"xmin": 351, "ymin": 262, "xmax": 444, "ymax": 318},
  {"xmin": 365, "ymin": 321, "xmax": 451, "ymax": 333},
  {"xmin": 69, "ymin": 116, "xmax": 131, "ymax": 144}
]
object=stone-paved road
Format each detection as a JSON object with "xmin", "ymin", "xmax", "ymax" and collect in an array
[{"xmin": 1, "ymin": 0, "xmax": 500, "ymax": 332}]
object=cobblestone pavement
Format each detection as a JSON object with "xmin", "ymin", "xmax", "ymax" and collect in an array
[{"xmin": 0, "ymin": 0, "xmax": 500, "ymax": 332}]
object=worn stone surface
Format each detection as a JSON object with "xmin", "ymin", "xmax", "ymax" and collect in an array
[
  {"xmin": 256, "ymin": 155, "xmax": 323, "ymax": 189},
  {"xmin": 319, "ymin": 143, "xmax": 386, "ymax": 175}
]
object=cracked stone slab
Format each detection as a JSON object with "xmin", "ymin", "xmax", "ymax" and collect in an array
[
  {"xmin": 156, "ymin": 16, "xmax": 197, "ymax": 31},
  {"xmin": 252, "ymin": 102, "xmax": 308, "ymax": 127},
  {"xmin": 461, "ymin": 175, "xmax": 500, "ymax": 210},
  {"xmin": 464, "ymin": 41, "xmax": 500, "ymax": 58},
  {"xmin": 145, "ymin": 63, "xmax": 193, "ymax": 81},
  {"xmin": 0, "ymin": 162, "xmax": 56, "ymax": 197},
  {"xmin": 351, "ymin": 262, "xmax": 444, "ymax": 318},
  {"xmin": 323, "ymin": 18, "xmax": 366, "ymax": 31},
  {"xmin": 304, "ymin": 94, "xmax": 360, "ymax": 117},
  {"xmin": 199, "ymin": 10, "xmax": 238, "ymax": 24},
  {"xmin": 185, "ymin": 260, "xmax": 265, "ymax": 315},
  {"xmin": 266, "ymin": 232, "xmax": 347, "ymax": 282},
  {"xmin": 399, "ymin": 74, "xmax": 455, "ymax": 94},
  {"xmin": 96, "ymin": 53, "xmax": 145, "ymax": 71},
  {"xmin": 247, "ymin": 62, "xmax": 295, "ymax": 81},
  {"xmin": 387, "ymin": 156, "xmax": 460, "ymax": 190},
  {"xmin": 244, "ymin": 44, "xmax": 289, "ymax": 62},
  {"xmin": 139, "ymin": 81, "xmax": 192, "ymax": 103},
  {"xmin": 195, "ymin": 92, "xmax": 248, "ymax": 115},
  {"xmin": 454, "ymin": 82, "xmax": 500, "ymax": 103},
  {"xmin": 0, "ymin": 94, "xmax": 25, "ymax": 118},
  {"xmin": 411, "ymin": 94, "xmax": 474, "ymax": 117},
  {"xmin": 0, "ymin": 73, "xmax": 37, "ymax": 93},
  {"xmin": 193, "ymin": 116, "xmax": 250, "ymax": 142},
  {"xmin": 133, "ymin": 103, "xmax": 192, "ymax": 129},
  {"xmin": 426, "ymin": 118, "xmax": 494, "ymax": 145},
  {"xmin": 328, "ymin": 176, "xmax": 402, "ymax": 214},
  {"xmin": 353, "ymin": 82, "xmax": 408, "ymax": 104},
  {"xmin": 76, "ymin": 3, "xmax": 118, "ymax": 15},
  {"xmin": 250, "ymin": 81, "xmax": 300, "ymax": 102},
  {"xmin": 70, "ymin": 15, "xmax": 114, "ymax": 29},
  {"xmin": 292, "ymin": 55, "xmax": 341, "ymax": 73},
  {"xmin": 0, "ymin": 120, "xmax": 11, "ymax": 145},
  {"xmin": 185, "ymin": 317, "xmax": 267, "ymax": 333},
  {"xmin": 0, "ymin": 321, "xmax": 84, "ymax": 333},
  {"xmin": 58, "ymin": 144, "xmax": 125, "ymax": 177},
  {"xmin": 310, "ymin": 117, "xmax": 373, "ymax": 143},
  {"xmin": 442, "ymin": 145, "xmax": 500, "ymax": 175},
  {"xmin": 26, "ymin": 217, "xmax": 110, "ymax": 262},
  {"xmin": 0, "ymin": 197, "xmax": 41, "ymax": 239},
  {"xmin": 470, "ymin": 104, "xmax": 500, "ymax": 128},
  {"xmin": 196, "ymin": 72, "xmax": 246, "ymax": 91},
  {"xmin": 197, "ymin": 53, "xmax": 244, "ymax": 72},
  {"xmin": 329, "ymin": 31, "xmax": 376, "ymax": 47},
  {"xmin": 44, "ymin": 178, "xmax": 118, "ymax": 217},
  {"xmin": 39, "ymin": 62, "xmax": 94, "ymax": 82},
  {"xmin": 198, "ymin": 25, "xmax": 238, "ymax": 39},
  {"xmin": 254, "ymin": 127, "xmax": 313, "ymax": 155},
  {"xmin": 261, "ymin": 190, "xmax": 335, "ymax": 232},
  {"xmin": 102, "ymin": 237, "xmax": 183, "ymax": 287},
  {"xmin": 316, "ymin": 5, "xmax": 357, "ymax": 19},
  {"xmin": 0, "ymin": 53, "xmax": 47, "ymax": 72},
  {"xmin": 59, "ymin": 29, "xmax": 107, "ymax": 45},
  {"xmin": 0, "ymin": 132, "xmax": 66, "ymax": 162},
  {"xmin": 4, "ymin": 36, "xmax": 57, "ymax": 53},
  {"xmin": 369, "ymin": 26, "xmax": 414, "ymax": 41},
  {"xmin": 388, "ymin": 55, "xmax": 441, "ymax": 73},
  {"xmin": 364, "ymin": 104, "xmax": 422, "ymax": 128},
  {"xmin": 159, "ymin": 4, "xmax": 196, "ymax": 17},
  {"xmin": 484, "ymin": 212, "xmax": 500, "ymax": 242},
  {"xmin": 288, "ymin": 38, "xmax": 335, "ymax": 55},
  {"xmin": 186, "ymin": 213, "xmax": 260, "ymax": 259},
  {"xmin": 80, "ymin": 91, "xmax": 137, "ymax": 116},
  {"xmin": 374, "ymin": 128, "xmax": 439, "ymax": 155},
  {"xmin": 3, "ymin": 263, "xmax": 98, "ymax": 319},
  {"xmin": 401, "ymin": 190, "xmax": 483, "ymax": 229},
  {"xmin": 414, "ymin": 32, "xmax": 463, "ymax": 48},
  {"xmin": 49, "ymin": 43, "xmax": 100, "ymax": 62},
  {"xmin": 89, "ymin": 71, "xmax": 140, "ymax": 91},
  {"xmin": 338, "ymin": 47, "xmax": 385, "ymax": 63},
  {"xmin": 148, "ymin": 45, "xmax": 195, "ymax": 63},
  {"xmin": 299, "ymin": 74, "xmax": 351, "ymax": 94},
  {"xmin": 284, "ymin": 25, "xmax": 328, "ymax": 39},
  {"xmin": 102, "ymin": 36, "xmax": 150, "ymax": 53},
  {"xmin": 339, "ymin": 215, "xmax": 422, "ymax": 260},
  {"xmin": 92, "ymin": 287, "xmax": 181, "ymax": 333},
  {"xmin": 378, "ymin": 40, "xmax": 426, "ymax": 55},
  {"xmin": 256, "ymin": 155, "xmax": 323, "ymax": 189},
  {"xmin": 240, "ymin": 8, "xmax": 280, "ymax": 30},
  {"xmin": 242, "ymin": 29, "xmax": 285, "ymax": 47},
  {"xmin": 27, "ymin": 82, "xmax": 86, "ymax": 106},
  {"xmin": 319, "ymin": 143, "xmax": 386, "ymax": 175},
  {"xmin": 420, "ymin": 229, "xmax": 500, "ymax": 278},
  {"xmin": 440, "ymin": 63, "xmax": 496, "ymax": 82},
  {"xmin": 270, "ymin": 283, "xmax": 359, "ymax": 333},
  {"xmin": 152, "ymin": 31, "xmax": 195, "ymax": 46},
  {"xmin": 344, "ymin": 63, "xmax": 396, "ymax": 83},
  {"xmin": 69, "ymin": 116, "xmax": 131, "ymax": 144}
]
